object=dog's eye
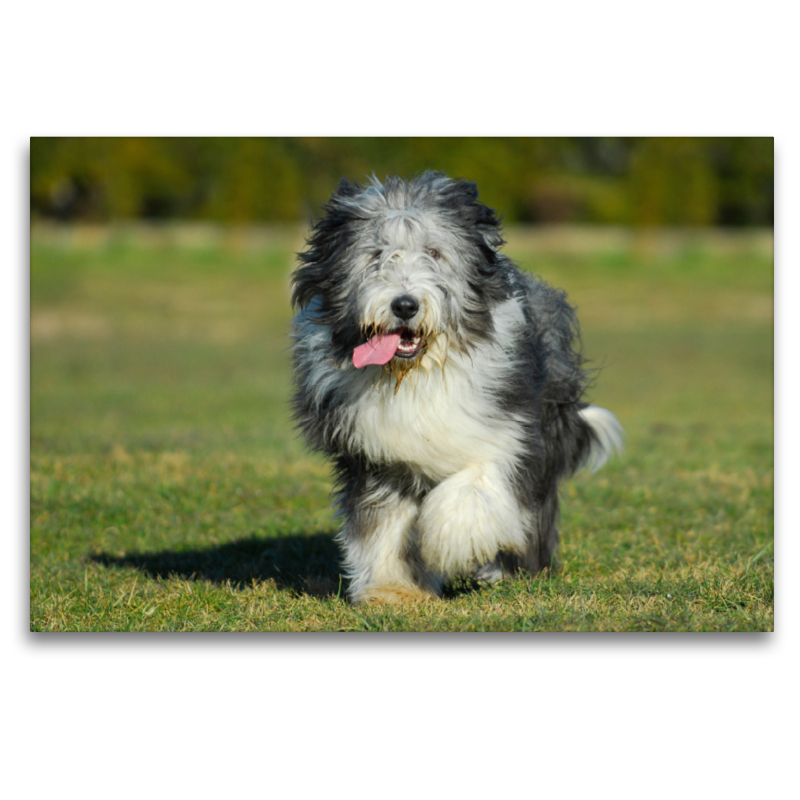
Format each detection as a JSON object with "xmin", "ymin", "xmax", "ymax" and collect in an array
[{"xmin": 426, "ymin": 248, "xmax": 440, "ymax": 260}]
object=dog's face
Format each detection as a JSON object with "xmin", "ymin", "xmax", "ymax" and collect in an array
[{"xmin": 292, "ymin": 173, "xmax": 512, "ymax": 379}]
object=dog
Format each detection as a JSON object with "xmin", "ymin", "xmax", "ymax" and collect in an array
[{"xmin": 291, "ymin": 172, "xmax": 622, "ymax": 604}]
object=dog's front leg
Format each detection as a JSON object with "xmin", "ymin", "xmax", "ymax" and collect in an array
[
  {"xmin": 338, "ymin": 485, "xmax": 441, "ymax": 605},
  {"xmin": 418, "ymin": 463, "xmax": 529, "ymax": 578}
]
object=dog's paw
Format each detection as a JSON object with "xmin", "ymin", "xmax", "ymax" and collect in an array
[
  {"xmin": 474, "ymin": 559, "xmax": 506, "ymax": 584},
  {"xmin": 357, "ymin": 583, "xmax": 438, "ymax": 605}
]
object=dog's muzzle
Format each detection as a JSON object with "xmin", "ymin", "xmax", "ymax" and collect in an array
[{"xmin": 352, "ymin": 294, "xmax": 426, "ymax": 369}]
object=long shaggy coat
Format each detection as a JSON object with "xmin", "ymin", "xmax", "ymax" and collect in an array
[{"xmin": 291, "ymin": 172, "xmax": 622, "ymax": 603}]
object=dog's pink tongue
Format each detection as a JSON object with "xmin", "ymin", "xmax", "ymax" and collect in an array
[{"xmin": 353, "ymin": 333, "xmax": 401, "ymax": 368}]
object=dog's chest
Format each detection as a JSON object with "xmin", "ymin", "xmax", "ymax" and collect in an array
[{"xmin": 352, "ymin": 366, "xmax": 521, "ymax": 481}]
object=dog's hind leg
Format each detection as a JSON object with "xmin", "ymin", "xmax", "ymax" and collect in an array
[
  {"xmin": 338, "ymin": 488, "xmax": 441, "ymax": 605},
  {"xmin": 521, "ymin": 489, "xmax": 560, "ymax": 574},
  {"xmin": 475, "ymin": 489, "xmax": 560, "ymax": 579}
]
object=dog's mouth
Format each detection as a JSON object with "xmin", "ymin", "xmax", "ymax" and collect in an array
[
  {"xmin": 393, "ymin": 327, "xmax": 424, "ymax": 360},
  {"xmin": 353, "ymin": 326, "xmax": 425, "ymax": 368}
]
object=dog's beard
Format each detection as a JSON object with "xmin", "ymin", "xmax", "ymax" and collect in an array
[{"xmin": 382, "ymin": 336, "xmax": 431, "ymax": 393}]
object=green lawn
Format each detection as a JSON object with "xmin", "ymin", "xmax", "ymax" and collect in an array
[{"xmin": 30, "ymin": 224, "xmax": 774, "ymax": 631}]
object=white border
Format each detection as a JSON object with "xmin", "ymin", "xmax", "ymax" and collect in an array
[{"xmin": 6, "ymin": 3, "xmax": 794, "ymax": 798}]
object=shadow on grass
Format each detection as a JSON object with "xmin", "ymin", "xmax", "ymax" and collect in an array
[
  {"xmin": 89, "ymin": 532, "xmax": 494, "ymax": 602},
  {"xmin": 89, "ymin": 532, "xmax": 345, "ymax": 599}
]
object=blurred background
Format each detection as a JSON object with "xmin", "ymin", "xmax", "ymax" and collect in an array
[
  {"xmin": 31, "ymin": 137, "xmax": 773, "ymax": 226},
  {"xmin": 30, "ymin": 138, "xmax": 774, "ymax": 630}
]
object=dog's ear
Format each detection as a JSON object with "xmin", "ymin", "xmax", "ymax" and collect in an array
[
  {"xmin": 293, "ymin": 222, "xmax": 342, "ymax": 310},
  {"xmin": 440, "ymin": 178, "xmax": 504, "ymax": 244},
  {"xmin": 292, "ymin": 183, "xmax": 359, "ymax": 310},
  {"xmin": 446, "ymin": 180, "xmax": 506, "ymax": 267},
  {"xmin": 333, "ymin": 177, "xmax": 361, "ymax": 199},
  {"xmin": 451, "ymin": 179, "xmax": 479, "ymax": 202},
  {"xmin": 436, "ymin": 178, "xmax": 510, "ymax": 304}
]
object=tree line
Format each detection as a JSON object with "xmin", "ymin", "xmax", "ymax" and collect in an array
[{"xmin": 30, "ymin": 137, "xmax": 773, "ymax": 226}]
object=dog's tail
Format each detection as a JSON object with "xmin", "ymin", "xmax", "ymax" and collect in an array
[{"xmin": 577, "ymin": 406, "xmax": 624, "ymax": 473}]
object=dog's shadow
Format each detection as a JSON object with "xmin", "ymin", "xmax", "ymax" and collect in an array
[
  {"xmin": 89, "ymin": 532, "xmax": 488, "ymax": 601},
  {"xmin": 89, "ymin": 531, "xmax": 345, "ymax": 599}
]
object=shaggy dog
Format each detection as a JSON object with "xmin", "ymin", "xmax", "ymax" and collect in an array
[{"xmin": 291, "ymin": 172, "xmax": 622, "ymax": 604}]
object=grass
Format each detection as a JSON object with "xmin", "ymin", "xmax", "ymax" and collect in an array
[{"xmin": 30, "ymin": 224, "xmax": 774, "ymax": 631}]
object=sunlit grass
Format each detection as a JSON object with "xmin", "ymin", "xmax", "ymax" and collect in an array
[{"xmin": 30, "ymin": 225, "xmax": 773, "ymax": 631}]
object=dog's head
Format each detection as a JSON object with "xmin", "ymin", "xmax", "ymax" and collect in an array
[{"xmin": 292, "ymin": 172, "xmax": 513, "ymax": 382}]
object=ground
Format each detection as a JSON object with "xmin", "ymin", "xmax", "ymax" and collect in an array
[{"xmin": 29, "ymin": 224, "xmax": 774, "ymax": 631}]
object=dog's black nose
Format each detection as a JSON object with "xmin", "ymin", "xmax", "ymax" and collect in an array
[{"xmin": 391, "ymin": 295, "xmax": 419, "ymax": 321}]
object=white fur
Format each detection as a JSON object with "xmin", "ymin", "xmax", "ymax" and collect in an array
[
  {"xmin": 578, "ymin": 405, "xmax": 625, "ymax": 472},
  {"xmin": 418, "ymin": 462, "xmax": 529, "ymax": 575},
  {"xmin": 350, "ymin": 298, "xmax": 528, "ymax": 481}
]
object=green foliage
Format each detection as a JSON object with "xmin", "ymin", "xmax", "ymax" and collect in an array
[
  {"xmin": 30, "ymin": 137, "xmax": 773, "ymax": 226},
  {"xmin": 29, "ymin": 225, "xmax": 773, "ymax": 631}
]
